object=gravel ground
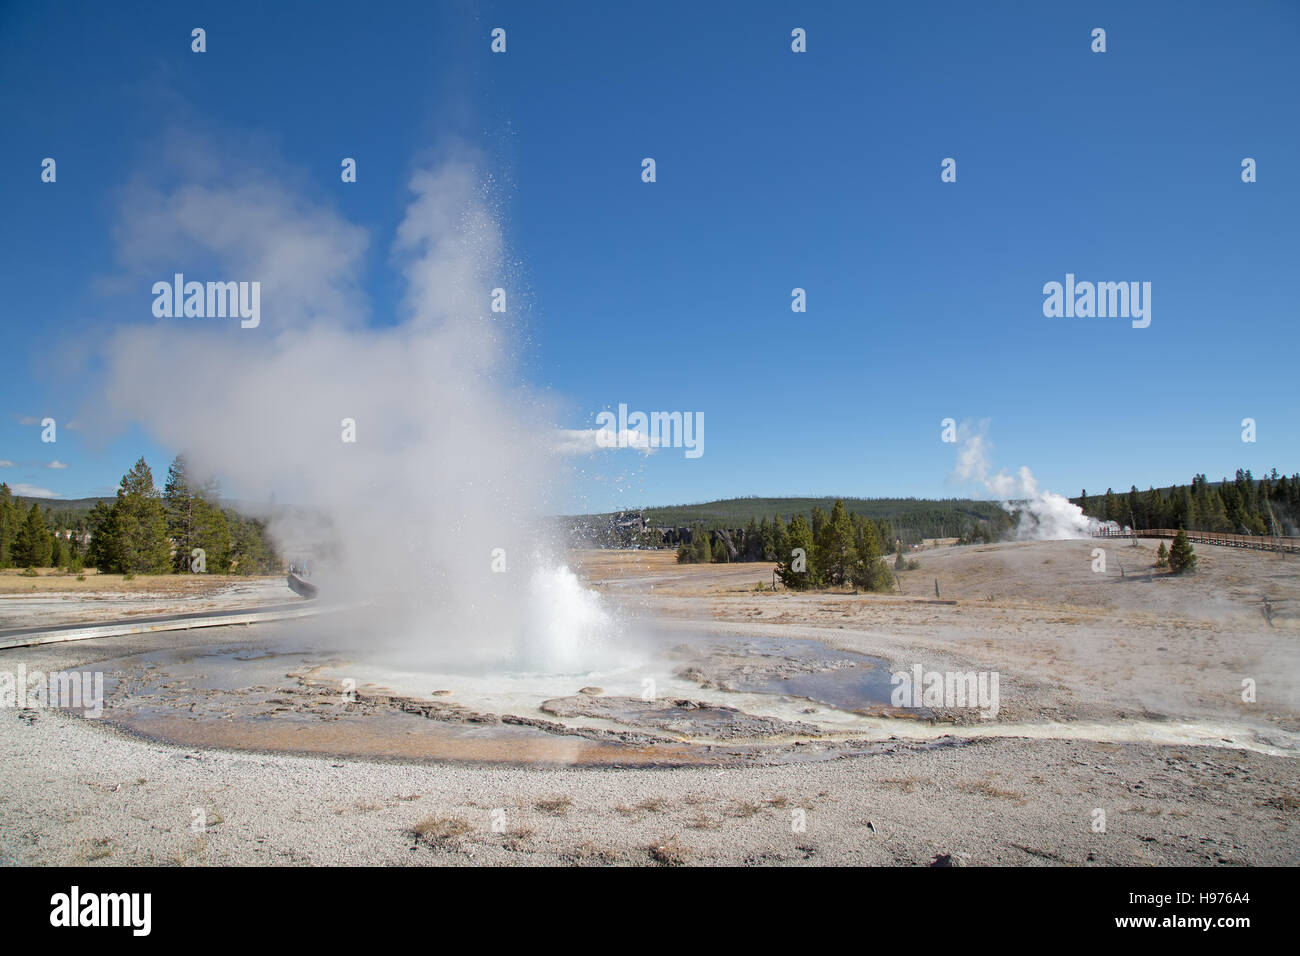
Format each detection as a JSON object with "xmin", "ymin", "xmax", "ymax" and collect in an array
[
  {"xmin": 2, "ymin": 541, "xmax": 1297, "ymax": 866},
  {"xmin": 2, "ymin": 699, "xmax": 1295, "ymax": 866},
  {"xmin": 0, "ymin": 575, "xmax": 285, "ymax": 630}
]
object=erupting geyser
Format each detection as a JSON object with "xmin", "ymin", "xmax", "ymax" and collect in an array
[
  {"xmin": 92, "ymin": 146, "xmax": 633, "ymax": 673},
  {"xmin": 515, "ymin": 566, "xmax": 630, "ymax": 674}
]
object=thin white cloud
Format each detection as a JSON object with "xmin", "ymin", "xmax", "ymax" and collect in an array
[
  {"xmin": 0, "ymin": 459, "xmax": 68, "ymax": 469},
  {"xmin": 552, "ymin": 428, "xmax": 656, "ymax": 457},
  {"xmin": 10, "ymin": 483, "xmax": 59, "ymax": 498}
]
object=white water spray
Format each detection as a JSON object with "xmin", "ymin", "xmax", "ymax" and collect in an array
[{"xmin": 90, "ymin": 143, "xmax": 630, "ymax": 672}]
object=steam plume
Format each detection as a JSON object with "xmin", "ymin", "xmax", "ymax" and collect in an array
[
  {"xmin": 89, "ymin": 146, "xmax": 624, "ymax": 671},
  {"xmin": 953, "ymin": 422, "xmax": 1111, "ymax": 540}
]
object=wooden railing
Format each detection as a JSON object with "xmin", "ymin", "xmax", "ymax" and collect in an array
[{"xmin": 1092, "ymin": 527, "xmax": 1299, "ymax": 554}]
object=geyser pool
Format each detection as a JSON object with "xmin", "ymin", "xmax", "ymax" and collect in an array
[{"xmin": 86, "ymin": 614, "xmax": 924, "ymax": 767}]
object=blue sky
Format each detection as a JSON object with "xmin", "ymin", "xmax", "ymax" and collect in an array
[{"xmin": 1, "ymin": 0, "xmax": 1297, "ymax": 513}]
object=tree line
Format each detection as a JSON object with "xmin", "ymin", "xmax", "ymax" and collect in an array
[
  {"xmin": 677, "ymin": 499, "xmax": 903, "ymax": 592},
  {"xmin": 1075, "ymin": 468, "xmax": 1300, "ymax": 536},
  {"xmin": 0, "ymin": 455, "xmax": 280, "ymax": 575},
  {"xmin": 643, "ymin": 496, "xmax": 1013, "ymax": 544}
]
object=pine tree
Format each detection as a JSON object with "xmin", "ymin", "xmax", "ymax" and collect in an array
[
  {"xmin": 85, "ymin": 500, "xmax": 116, "ymax": 570},
  {"xmin": 65, "ymin": 529, "xmax": 83, "ymax": 571},
  {"xmin": 810, "ymin": 507, "xmax": 827, "ymax": 544},
  {"xmin": 1176, "ymin": 485, "xmax": 1193, "ymax": 530},
  {"xmin": 777, "ymin": 514, "xmax": 814, "ymax": 590},
  {"xmin": 1168, "ymin": 528, "xmax": 1196, "ymax": 574},
  {"xmin": 0, "ymin": 483, "xmax": 14, "ymax": 568},
  {"xmin": 17, "ymin": 503, "xmax": 52, "ymax": 568},
  {"xmin": 682, "ymin": 526, "xmax": 705, "ymax": 564},
  {"xmin": 226, "ymin": 513, "xmax": 279, "ymax": 573},
  {"xmin": 164, "ymin": 458, "xmax": 231, "ymax": 573},
  {"xmin": 188, "ymin": 499, "xmax": 231, "ymax": 572},
  {"xmin": 771, "ymin": 514, "xmax": 788, "ymax": 564},
  {"xmin": 164, "ymin": 455, "xmax": 195, "ymax": 572},
  {"xmin": 1144, "ymin": 487, "xmax": 1159, "ymax": 529},
  {"xmin": 1192, "ymin": 482, "xmax": 1212, "ymax": 532},
  {"xmin": 737, "ymin": 517, "xmax": 754, "ymax": 560},
  {"xmin": 1155, "ymin": 541, "xmax": 1169, "ymax": 568},
  {"xmin": 109, "ymin": 458, "xmax": 171, "ymax": 574},
  {"xmin": 9, "ymin": 500, "xmax": 29, "ymax": 568},
  {"xmin": 850, "ymin": 515, "xmax": 892, "ymax": 591},
  {"xmin": 1205, "ymin": 492, "xmax": 1230, "ymax": 533},
  {"xmin": 1103, "ymin": 489, "xmax": 1119, "ymax": 524},
  {"xmin": 815, "ymin": 499, "xmax": 857, "ymax": 586}
]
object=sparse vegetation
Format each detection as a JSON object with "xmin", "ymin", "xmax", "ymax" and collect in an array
[
  {"xmin": 501, "ymin": 826, "xmax": 535, "ymax": 852},
  {"xmin": 533, "ymin": 796, "xmax": 573, "ymax": 816},
  {"xmin": 957, "ymin": 780, "xmax": 1027, "ymax": 804},
  {"xmin": 727, "ymin": 799, "xmax": 765, "ymax": 818},
  {"xmin": 411, "ymin": 815, "xmax": 474, "ymax": 844},
  {"xmin": 1263, "ymin": 794, "xmax": 1299, "ymax": 812},
  {"xmin": 647, "ymin": 837, "xmax": 691, "ymax": 866},
  {"xmin": 615, "ymin": 796, "xmax": 670, "ymax": 818},
  {"xmin": 877, "ymin": 776, "xmax": 926, "ymax": 794},
  {"xmin": 564, "ymin": 841, "xmax": 621, "ymax": 865},
  {"xmin": 686, "ymin": 814, "xmax": 722, "ymax": 830},
  {"xmin": 85, "ymin": 837, "xmax": 114, "ymax": 861}
]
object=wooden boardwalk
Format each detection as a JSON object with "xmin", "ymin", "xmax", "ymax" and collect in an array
[{"xmin": 1092, "ymin": 527, "xmax": 1299, "ymax": 554}]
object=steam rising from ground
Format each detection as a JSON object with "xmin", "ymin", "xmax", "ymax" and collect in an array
[
  {"xmin": 954, "ymin": 423, "xmax": 1111, "ymax": 540},
  {"xmin": 92, "ymin": 147, "xmax": 630, "ymax": 673}
]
